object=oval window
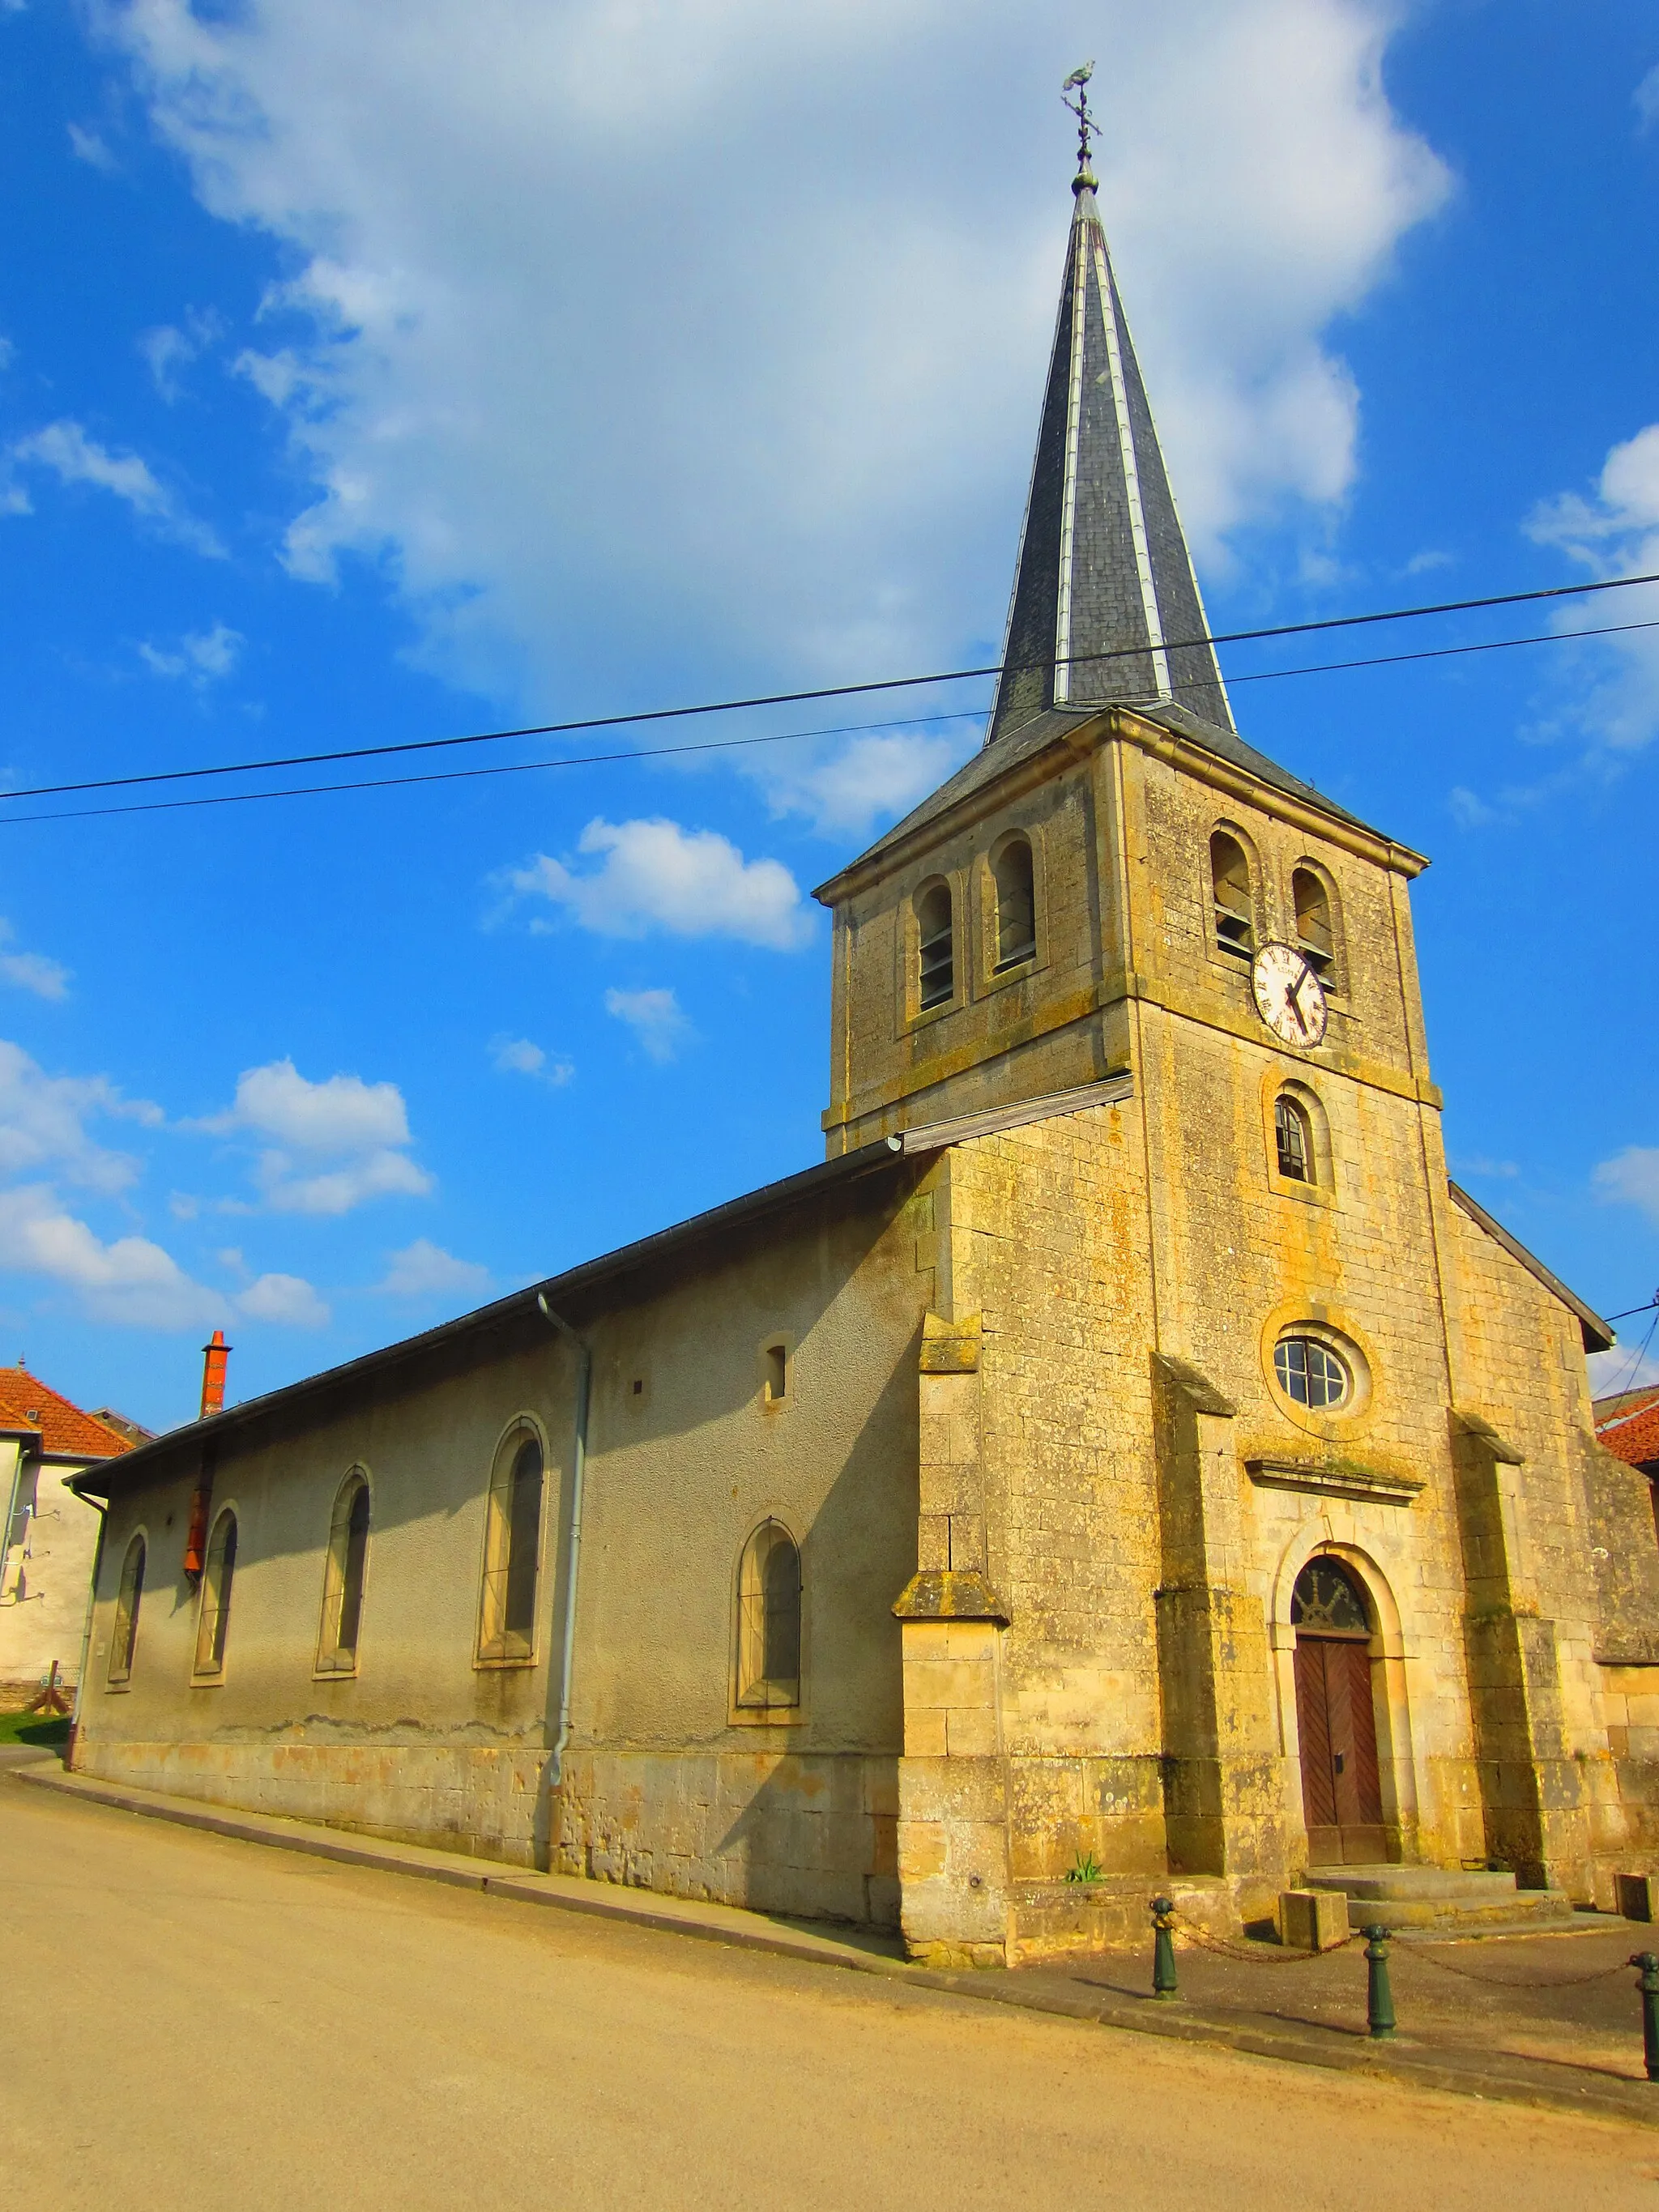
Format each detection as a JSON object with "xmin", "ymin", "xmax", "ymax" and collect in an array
[{"xmin": 1274, "ymin": 1333, "xmax": 1351, "ymax": 1411}]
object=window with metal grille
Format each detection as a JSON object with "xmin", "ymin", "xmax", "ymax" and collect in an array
[
  {"xmin": 1293, "ymin": 867, "xmax": 1336, "ymax": 980},
  {"xmin": 992, "ymin": 837, "xmax": 1037, "ymax": 970},
  {"xmin": 916, "ymin": 880, "xmax": 954, "ymax": 1010},
  {"xmin": 1290, "ymin": 1557, "xmax": 1371, "ymax": 1634},
  {"xmin": 317, "ymin": 1471, "xmax": 371, "ymax": 1675},
  {"xmin": 479, "ymin": 1434, "xmax": 544, "ymax": 1661},
  {"xmin": 193, "ymin": 1509, "xmax": 237, "ymax": 1677},
  {"xmin": 1210, "ymin": 832, "xmax": 1252, "ymax": 958},
  {"xmin": 1274, "ymin": 1093, "xmax": 1313, "ymax": 1182},
  {"xmin": 736, "ymin": 1522, "xmax": 801, "ymax": 1710},
  {"xmin": 106, "ymin": 1532, "xmax": 145, "ymax": 1686},
  {"xmin": 1274, "ymin": 1335, "xmax": 1350, "ymax": 1411}
]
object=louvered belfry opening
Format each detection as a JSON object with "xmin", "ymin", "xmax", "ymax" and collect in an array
[{"xmin": 988, "ymin": 168, "xmax": 1233, "ymax": 745}]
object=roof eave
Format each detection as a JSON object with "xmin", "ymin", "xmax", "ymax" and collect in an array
[
  {"xmin": 1448, "ymin": 1180, "xmax": 1614, "ymax": 1353},
  {"xmin": 73, "ymin": 1133, "xmax": 917, "ymax": 1502},
  {"xmin": 813, "ymin": 700, "xmax": 1424, "ymax": 910}
]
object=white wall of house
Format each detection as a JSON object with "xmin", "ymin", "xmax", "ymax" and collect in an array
[{"xmin": 0, "ymin": 1439, "xmax": 101, "ymax": 1691}]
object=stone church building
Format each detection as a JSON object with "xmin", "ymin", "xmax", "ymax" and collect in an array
[{"xmin": 71, "ymin": 147, "xmax": 1659, "ymax": 1963}]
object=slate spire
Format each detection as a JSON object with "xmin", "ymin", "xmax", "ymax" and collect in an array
[{"xmin": 988, "ymin": 122, "xmax": 1234, "ymax": 743}]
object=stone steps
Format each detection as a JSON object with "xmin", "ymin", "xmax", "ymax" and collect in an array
[{"xmin": 1301, "ymin": 1864, "xmax": 1577, "ymax": 1936}]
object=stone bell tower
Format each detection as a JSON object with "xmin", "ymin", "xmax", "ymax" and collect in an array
[
  {"xmin": 815, "ymin": 86, "xmax": 1644, "ymax": 1964},
  {"xmin": 813, "ymin": 113, "xmax": 1422, "ymax": 1156}
]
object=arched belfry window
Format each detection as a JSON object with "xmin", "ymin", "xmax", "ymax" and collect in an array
[
  {"xmin": 992, "ymin": 837, "xmax": 1037, "ymax": 971},
  {"xmin": 317, "ymin": 1470, "xmax": 371, "ymax": 1675},
  {"xmin": 916, "ymin": 880, "xmax": 954, "ymax": 1011},
  {"xmin": 106, "ymin": 1532, "xmax": 145, "ymax": 1686},
  {"xmin": 193, "ymin": 1508, "xmax": 237, "ymax": 1677},
  {"xmin": 736, "ymin": 1522, "xmax": 801, "ymax": 1711},
  {"xmin": 1274, "ymin": 1092, "xmax": 1314, "ymax": 1183},
  {"xmin": 1210, "ymin": 833, "xmax": 1253, "ymax": 958},
  {"xmin": 1293, "ymin": 867, "xmax": 1336, "ymax": 980}
]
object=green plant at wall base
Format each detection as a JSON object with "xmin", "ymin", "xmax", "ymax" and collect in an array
[{"xmin": 1064, "ymin": 1851, "xmax": 1102, "ymax": 1885}]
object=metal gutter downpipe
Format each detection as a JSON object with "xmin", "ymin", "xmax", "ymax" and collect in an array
[{"xmin": 535, "ymin": 1294, "xmax": 591, "ymax": 1792}]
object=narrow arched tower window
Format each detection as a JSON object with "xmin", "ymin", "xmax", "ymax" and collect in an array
[
  {"xmin": 1293, "ymin": 868, "xmax": 1335, "ymax": 978},
  {"xmin": 106, "ymin": 1532, "xmax": 146, "ymax": 1686},
  {"xmin": 1210, "ymin": 833, "xmax": 1252, "ymax": 957},
  {"xmin": 479, "ymin": 1434, "xmax": 544, "ymax": 1661},
  {"xmin": 916, "ymin": 880, "xmax": 954, "ymax": 1010},
  {"xmin": 194, "ymin": 1508, "xmax": 237, "ymax": 1677},
  {"xmin": 318, "ymin": 1471, "xmax": 371, "ymax": 1674},
  {"xmin": 736, "ymin": 1522, "xmax": 801, "ymax": 1710},
  {"xmin": 992, "ymin": 837, "xmax": 1037, "ymax": 971},
  {"xmin": 1274, "ymin": 1093, "xmax": 1314, "ymax": 1183}
]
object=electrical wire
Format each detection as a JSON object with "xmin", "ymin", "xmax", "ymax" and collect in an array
[
  {"xmin": 1605, "ymin": 1308, "xmax": 1659, "ymax": 1403},
  {"xmin": 4, "ymin": 609, "xmax": 1658, "ymax": 829},
  {"xmin": 3, "ymin": 567, "xmax": 1658, "ymax": 812}
]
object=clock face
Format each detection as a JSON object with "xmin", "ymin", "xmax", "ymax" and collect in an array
[{"xmin": 1252, "ymin": 941, "xmax": 1328, "ymax": 1047}]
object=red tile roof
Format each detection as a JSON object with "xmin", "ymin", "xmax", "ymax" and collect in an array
[
  {"xmin": 0, "ymin": 1369, "xmax": 133, "ymax": 1461},
  {"xmin": 1597, "ymin": 1387, "xmax": 1659, "ymax": 1472}
]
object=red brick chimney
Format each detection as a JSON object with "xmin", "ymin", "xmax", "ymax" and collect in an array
[{"xmin": 199, "ymin": 1328, "xmax": 231, "ymax": 1421}]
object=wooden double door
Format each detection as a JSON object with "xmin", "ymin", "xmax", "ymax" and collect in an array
[{"xmin": 1294, "ymin": 1632, "xmax": 1386, "ymax": 1866}]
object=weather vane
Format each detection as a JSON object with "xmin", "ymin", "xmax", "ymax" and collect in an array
[{"xmin": 1062, "ymin": 61, "xmax": 1096, "ymax": 182}]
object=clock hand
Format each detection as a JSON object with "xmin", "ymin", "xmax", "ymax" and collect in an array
[{"xmin": 1283, "ymin": 971, "xmax": 1308, "ymax": 1036}]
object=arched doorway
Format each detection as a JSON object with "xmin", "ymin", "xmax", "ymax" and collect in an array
[{"xmin": 1292, "ymin": 1557, "xmax": 1386, "ymax": 1866}]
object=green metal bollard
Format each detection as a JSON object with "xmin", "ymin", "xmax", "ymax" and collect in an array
[
  {"xmin": 1363, "ymin": 1924, "xmax": 1397, "ymax": 2040},
  {"xmin": 1151, "ymin": 1895, "xmax": 1178, "ymax": 2000},
  {"xmin": 1631, "ymin": 1953, "xmax": 1659, "ymax": 2081}
]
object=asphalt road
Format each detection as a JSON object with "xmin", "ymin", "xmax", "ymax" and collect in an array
[{"xmin": 2, "ymin": 1777, "xmax": 1655, "ymax": 2211}]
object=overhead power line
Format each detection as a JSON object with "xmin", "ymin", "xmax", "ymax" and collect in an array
[
  {"xmin": 4, "ymin": 612, "xmax": 1657, "ymax": 829},
  {"xmin": 2, "ymin": 567, "xmax": 1658, "ymax": 817}
]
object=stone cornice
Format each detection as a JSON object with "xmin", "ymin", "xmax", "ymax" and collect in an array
[{"xmin": 1246, "ymin": 1456, "xmax": 1425, "ymax": 1507}]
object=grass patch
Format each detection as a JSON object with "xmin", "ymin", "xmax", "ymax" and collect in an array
[{"xmin": 0, "ymin": 1710, "xmax": 70, "ymax": 1748}]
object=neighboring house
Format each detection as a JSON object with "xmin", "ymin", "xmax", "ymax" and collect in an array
[
  {"xmin": 69, "ymin": 138, "xmax": 1659, "ymax": 1963},
  {"xmin": 0, "ymin": 1367, "xmax": 132, "ymax": 1694},
  {"xmin": 1597, "ymin": 1386, "xmax": 1659, "ymax": 1485}
]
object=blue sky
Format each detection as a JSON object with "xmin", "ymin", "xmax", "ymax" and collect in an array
[{"xmin": 2, "ymin": 0, "xmax": 1657, "ymax": 1431}]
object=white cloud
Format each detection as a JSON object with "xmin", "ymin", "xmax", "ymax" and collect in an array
[
  {"xmin": 66, "ymin": 122, "xmax": 117, "ymax": 173},
  {"xmin": 1526, "ymin": 424, "xmax": 1659, "ymax": 751},
  {"xmin": 0, "ymin": 1040, "xmax": 155, "ymax": 1191},
  {"xmin": 8, "ymin": 419, "xmax": 223, "ymax": 556},
  {"xmin": 194, "ymin": 1056, "xmax": 433, "ymax": 1214},
  {"xmin": 1589, "ymin": 1345, "xmax": 1659, "ymax": 1396},
  {"xmin": 0, "ymin": 1183, "xmax": 222, "ymax": 1331},
  {"xmin": 138, "ymin": 308, "xmax": 224, "ymax": 401},
  {"xmin": 258, "ymin": 1150, "xmax": 431, "ymax": 1216},
  {"xmin": 488, "ymin": 1034, "xmax": 574, "ymax": 1086},
  {"xmin": 107, "ymin": 0, "xmax": 1448, "ymax": 699},
  {"xmin": 377, "ymin": 1238, "xmax": 492, "ymax": 1299},
  {"xmin": 201, "ymin": 1058, "xmax": 412, "ymax": 1151},
  {"xmin": 1597, "ymin": 1146, "xmax": 1659, "ymax": 1230},
  {"xmin": 1637, "ymin": 64, "xmax": 1659, "ymax": 132},
  {"xmin": 605, "ymin": 986, "xmax": 691, "ymax": 1064},
  {"xmin": 511, "ymin": 818, "xmax": 811, "ymax": 949},
  {"xmin": 237, "ymin": 1270, "xmax": 330, "ymax": 1326},
  {"xmin": 138, "ymin": 622, "xmax": 244, "ymax": 683},
  {"xmin": 0, "ymin": 922, "xmax": 70, "ymax": 1002},
  {"xmin": 756, "ymin": 727, "xmax": 971, "ymax": 838}
]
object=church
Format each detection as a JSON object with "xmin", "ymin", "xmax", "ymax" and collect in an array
[{"xmin": 68, "ymin": 127, "xmax": 1659, "ymax": 1966}]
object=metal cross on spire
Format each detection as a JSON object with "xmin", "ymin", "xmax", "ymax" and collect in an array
[{"xmin": 1061, "ymin": 61, "xmax": 1096, "ymax": 185}]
